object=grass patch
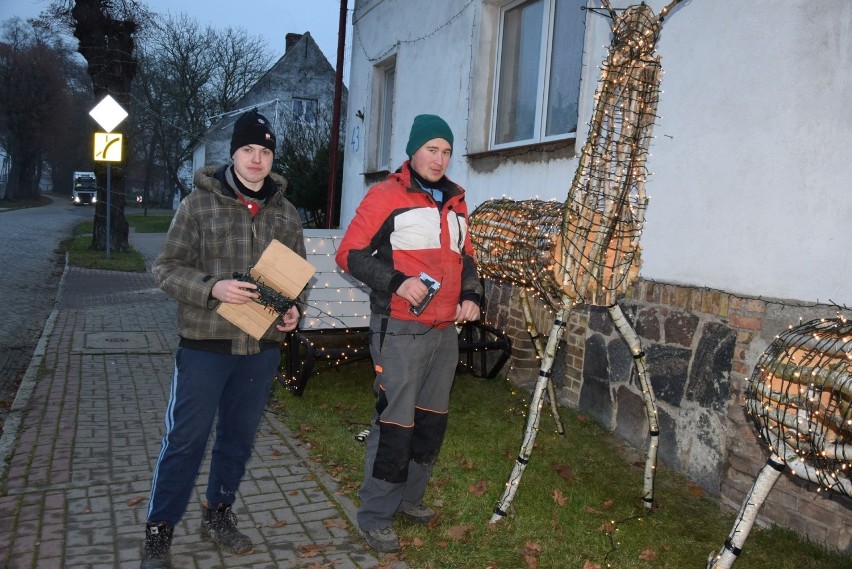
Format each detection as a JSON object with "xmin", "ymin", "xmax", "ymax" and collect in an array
[
  {"xmin": 271, "ymin": 363, "xmax": 850, "ymax": 569},
  {"xmin": 61, "ymin": 232, "xmax": 146, "ymax": 271},
  {"xmin": 59, "ymin": 212, "xmax": 173, "ymax": 271},
  {"xmin": 127, "ymin": 213, "xmax": 174, "ymax": 233}
]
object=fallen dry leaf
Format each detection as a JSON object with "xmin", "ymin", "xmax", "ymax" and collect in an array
[
  {"xmin": 455, "ymin": 454, "xmax": 474, "ymax": 470},
  {"xmin": 267, "ymin": 519, "xmax": 288, "ymax": 528},
  {"xmin": 323, "ymin": 518, "xmax": 348, "ymax": 529},
  {"xmin": 554, "ymin": 463, "xmax": 574, "ymax": 481},
  {"xmin": 582, "ymin": 561, "xmax": 602, "ymax": 569},
  {"xmin": 583, "ymin": 505, "xmax": 603, "ymax": 515},
  {"xmin": 377, "ymin": 553, "xmax": 402, "ymax": 566},
  {"xmin": 599, "ymin": 521, "xmax": 615, "ymax": 533},
  {"xmin": 523, "ymin": 540, "xmax": 542, "ymax": 569},
  {"xmin": 297, "ymin": 543, "xmax": 329, "ymax": 558},
  {"xmin": 638, "ymin": 548, "xmax": 658, "ymax": 561},
  {"xmin": 468, "ymin": 480, "xmax": 488, "ymax": 496},
  {"xmin": 446, "ymin": 524, "xmax": 474, "ymax": 540},
  {"xmin": 126, "ymin": 496, "xmax": 144, "ymax": 507},
  {"xmin": 434, "ymin": 475, "xmax": 451, "ymax": 488},
  {"xmin": 601, "ymin": 499, "xmax": 614, "ymax": 509},
  {"xmin": 411, "ymin": 536, "xmax": 425, "ymax": 548},
  {"xmin": 552, "ymin": 488, "xmax": 567, "ymax": 506},
  {"xmin": 687, "ymin": 483, "xmax": 704, "ymax": 497}
]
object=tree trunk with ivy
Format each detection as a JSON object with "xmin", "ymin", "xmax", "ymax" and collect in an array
[{"xmin": 71, "ymin": 0, "xmax": 138, "ymax": 252}]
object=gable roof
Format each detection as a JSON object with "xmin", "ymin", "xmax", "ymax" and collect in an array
[{"xmin": 197, "ymin": 31, "xmax": 344, "ymax": 163}]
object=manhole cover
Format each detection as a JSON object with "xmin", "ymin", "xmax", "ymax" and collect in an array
[
  {"xmin": 84, "ymin": 332, "xmax": 149, "ymax": 350},
  {"xmin": 71, "ymin": 331, "xmax": 172, "ymax": 354}
]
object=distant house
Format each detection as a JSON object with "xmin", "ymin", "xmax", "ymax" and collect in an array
[
  {"xmin": 192, "ymin": 31, "xmax": 347, "ymax": 176},
  {"xmin": 339, "ymin": 0, "xmax": 851, "ymax": 553}
]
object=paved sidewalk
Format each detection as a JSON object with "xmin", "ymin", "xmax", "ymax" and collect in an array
[{"xmin": 0, "ymin": 231, "xmax": 400, "ymax": 568}]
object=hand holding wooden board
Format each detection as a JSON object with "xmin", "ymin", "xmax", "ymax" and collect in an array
[{"xmin": 217, "ymin": 239, "xmax": 315, "ymax": 340}]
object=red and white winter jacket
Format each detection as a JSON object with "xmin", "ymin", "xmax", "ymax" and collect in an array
[{"xmin": 336, "ymin": 162, "xmax": 481, "ymax": 328}]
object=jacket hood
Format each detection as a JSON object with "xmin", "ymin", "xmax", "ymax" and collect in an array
[{"xmin": 193, "ymin": 165, "xmax": 288, "ymax": 199}]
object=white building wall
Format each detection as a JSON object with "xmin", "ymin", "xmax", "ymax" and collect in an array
[
  {"xmin": 341, "ymin": 0, "xmax": 852, "ymax": 306},
  {"xmin": 644, "ymin": 0, "xmax": 852, "ymax": 306}
]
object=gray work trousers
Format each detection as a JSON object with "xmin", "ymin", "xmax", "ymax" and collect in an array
[{"xmin": 357, "ymin": 314, "xmax": 458, "ymax": 531}]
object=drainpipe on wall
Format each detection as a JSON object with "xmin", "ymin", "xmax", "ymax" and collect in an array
[{"xmin": 326, "ymin": 0, "xmax": 348, "ymax": 229}]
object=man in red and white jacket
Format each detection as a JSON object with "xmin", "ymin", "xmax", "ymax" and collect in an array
[{"xmin": 336, "ymin": 114, "xmax": 481, "ymax": 553}]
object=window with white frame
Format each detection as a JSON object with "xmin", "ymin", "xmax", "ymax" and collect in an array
[
  {"xmin": 376, "ymin": 64, "xmax": 396, "ymax": 171},
  {"xmin": 492, "ymin": 0, "xmax": 587, "ymax": 149},
  {"xmin": 292, "ymin": 97, "xmax": 318, "ymax": 122}
]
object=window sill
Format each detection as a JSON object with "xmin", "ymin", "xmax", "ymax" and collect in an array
[
  {"xmin": 464, "ymin": 138, "xmax": 578, "ymax": 174},
  {"xmin": 360, "ymin": 169, "xmax": 391, "ymax": 184}
]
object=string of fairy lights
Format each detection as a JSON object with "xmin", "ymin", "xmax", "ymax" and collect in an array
[
  {"xmin": 470, "ymin": 0, "xmax": 679, "ymax": 531},
  {"xmin": 708, "ymin": 315, "xmax": 852, "ymax": 568},
  {"xmin": 275, "ymin": 233, "xmax": 512, "ymax": 391},
  {"xmin": 468, "ymin": 3, "xmax": 662, "ymax": 312}
]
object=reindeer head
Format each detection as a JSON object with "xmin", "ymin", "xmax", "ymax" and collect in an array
[{"xmin": 602, "ymin": 0, "xmax": 682, "ymax": 67}]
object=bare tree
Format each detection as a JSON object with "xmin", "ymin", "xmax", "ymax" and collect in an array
[
  {"xmin": 44, "ymin": 0, "xmax": 152, "ymax": 252},
  {"xmin": 209, "ymin": 27, "xmax": 272, "ymax": 112},
  {"xmin": 132, "ymin": 14, "xmax": 271, "ymax": 198},
  {"xmin": 0, "ymin": 18, "xmax": 78, "ymax": 201},
  {"xmin": 274, "ymin": 103, "xmax": 343, "ymax": 227}
]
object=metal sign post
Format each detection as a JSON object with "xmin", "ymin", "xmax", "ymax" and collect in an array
[{"xmin": 90, "ymin": 95, "xmax": 128, "ymax": 260}]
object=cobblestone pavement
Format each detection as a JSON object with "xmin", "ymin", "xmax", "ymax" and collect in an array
[{"xmin": 0, "ymin": 222, "xmax": 402, "ymax": 568}]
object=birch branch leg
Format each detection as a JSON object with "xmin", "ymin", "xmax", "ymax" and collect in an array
[
  {"xmin": 490, "ymin": 301, "xmax": 571, "ymax": 524},
  {"xmin": 707, "ymin": 454, "xmax": 785, "ymax": 569},
  {"xmin": 609, "ymin": 303, "xmax": 659, "ymax": 509},
  {"xmin": 519, "ymin": 290, "xmax": 565, "ymax": 435}
]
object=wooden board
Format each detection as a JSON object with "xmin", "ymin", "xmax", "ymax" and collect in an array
[{"xmin": 217, "ymin": 239, "xmax": 315, "ymax": 339}]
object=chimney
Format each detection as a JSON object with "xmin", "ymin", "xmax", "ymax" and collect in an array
[{"xmin": 285, "ymin": 33, "xmax": 303, "ymax": 53}]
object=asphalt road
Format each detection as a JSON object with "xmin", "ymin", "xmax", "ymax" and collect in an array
[{"xmin": 0, "ymin": 195, "xmax": 92, "ymax": 434}]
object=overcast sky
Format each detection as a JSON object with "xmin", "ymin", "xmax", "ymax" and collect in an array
[{"xmin": 0, "ymin": 0, "xmax": 352, "ymax": 75}]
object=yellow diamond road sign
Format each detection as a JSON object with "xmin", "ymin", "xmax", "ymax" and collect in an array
[{"xmin": 94, "ymin": 132, "xmax": 123, "ymax": 162}]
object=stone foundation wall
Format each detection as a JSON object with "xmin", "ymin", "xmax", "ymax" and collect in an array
[{"xmin": 481, "ymin": 278, "xmax": 851, "ymax": 554}]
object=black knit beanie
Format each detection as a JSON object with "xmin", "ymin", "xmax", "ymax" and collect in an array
[{"xmin": 230, "ymin": 109, "xmax": 276, "ymax": 157}]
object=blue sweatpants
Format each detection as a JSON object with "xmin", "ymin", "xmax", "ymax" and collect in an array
[{"xmin": 146, "ymin": 346, "xmax": 278, "ymax": 526}]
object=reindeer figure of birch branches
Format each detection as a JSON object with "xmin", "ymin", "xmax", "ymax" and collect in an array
[
  {"xmin": 708, "ymin": 316, "xmax": 852, "ymax": 568},
  {"xmin": 469, "ymin": 0, "xmax": 684, "ymax": 524}
]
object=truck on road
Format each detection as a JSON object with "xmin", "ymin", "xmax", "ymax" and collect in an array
[{"xmin": 72, "ymin": 171, "xmax": 97, "ymax": 205}]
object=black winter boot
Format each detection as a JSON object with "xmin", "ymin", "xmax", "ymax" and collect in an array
[
  {"xmin": 140, "ymin": 521, "xmax": 173, "ymax": 569},
  {"xmin": 200, "ymin": 503, "xmax": 254, "ymax": 555}
]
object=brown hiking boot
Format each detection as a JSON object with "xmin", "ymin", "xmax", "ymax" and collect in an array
[
  {"xmin": 200, "ymin": 503, "xmax": 253, "ymax": 555},
  {"xmin": 140, "ymin": 521, "xmax": 173, "ymax": 569}
]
